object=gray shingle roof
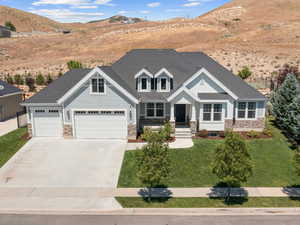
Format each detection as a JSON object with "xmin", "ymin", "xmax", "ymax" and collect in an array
[
  {"xmin": 180, "ymin": 52, "xmax": 266, "ymax": 100},
  {"xmin": 0, "ymin": 80, "xmax": 22, "ymax": 97},
  {"xmin": 24, "ymin": 69, "xmax": 91, "ymax": 104},
  {"xmin": 24, "ymin": 49, "xmax": 265, "ymax": 104},
  {"xmin": 198, "ymin": 93, "xmax": 234, "ymax": 100}
]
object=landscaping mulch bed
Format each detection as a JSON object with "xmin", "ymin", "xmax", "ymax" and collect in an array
[{"xmin": 128, "ymin": 137, "xmax": 176, "ymax": 143}]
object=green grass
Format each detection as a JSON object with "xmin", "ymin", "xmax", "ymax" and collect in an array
[
  {"xmin": 0, "ymin": 128, "xmax": 28, "ymax": 167},
  {"xmin": 116, "ymin": 197, "xmax": 300, "ymax": 208},
  {"xmin": 118, "ymin": 123, "xmax": 298, "ymax": 187}
]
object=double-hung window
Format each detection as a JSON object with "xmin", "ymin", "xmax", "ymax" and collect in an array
[
  {"xmin": 237, "ymin": 102, "xmax": 256, "ymax": 119},
  {"xmin": 203, "ymin": 104, "xmax": 222, "ymax": 121},
  {"xmin": 146, "ymin": 103, "xmax": 164, "ymax": 118},
  {"xmin": 91, "ymin": 78, "xmax": 105, "ymax": 94},
  {"xmin": 141, "ymin": 78, "xmax": 148, "ymax": 91},
  {"xmin": 160, "ymin": 78, "xmax": 167, "ymax": 91}
]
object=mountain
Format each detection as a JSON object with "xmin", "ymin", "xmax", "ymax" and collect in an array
[
  {"xmin": 0, "ymin": 5, "xmax": 66, "ymax": 32},
  {"xmin": 0, "ymin": 0, "xmax": 299, "ymax": 83},
  {"xmin": 89, "ymin": 15, "xmax": 144, "ymax": 24}
]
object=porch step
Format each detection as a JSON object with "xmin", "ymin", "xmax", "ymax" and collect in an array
[{"xmin": 175, "ymin": 127, "xmax": 193, "ymax": 139}]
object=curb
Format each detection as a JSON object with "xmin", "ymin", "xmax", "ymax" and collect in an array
[{"xmin": 0, "ymin": 208, "xmax": 300, "ymax": 216}]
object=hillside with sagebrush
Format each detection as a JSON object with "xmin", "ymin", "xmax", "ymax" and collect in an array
[{"xmin": 0, "ymin": 0, "xmax": 299, "ymax": 89}]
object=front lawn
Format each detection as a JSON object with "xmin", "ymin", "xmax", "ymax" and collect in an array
[
  {"xmin": 0, "ymin": 128, "xmax": 28, "ymax": 167},
  {"xmin": 116, "ymin": 197, "xmax": 300, "ymax": 208},
  {"xmin": 118, "ymin": 123, "xmax": 298, "ymax": 187}
]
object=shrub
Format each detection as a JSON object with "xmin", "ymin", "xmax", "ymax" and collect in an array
[
  {"xmin": 14, "ymin": 74, "xmax": 24, "ymax": 85},
  {"xmin": 238, "ymin": 66, "xmax": 252, "ymax": 80},
  {"xmin": 67, "ymin": 60, "xmax": 83, "ymax": 70},
  {"xmin": 25, "ymin": 76, "xmax": 36, "ymax": 92},
  {"xmin": 246, "ymin": 130, "xmax": 260, "ymax": 138},
  {"xmin": 197, "ymin": 129, "xmax": 209, "ymax": 138},
  {"xmin": 276, "ymin": 64, "xmax": 300, "ymax": 89},
  {"xmin": 262, "ymin": 128, "xmax": 272, "ymax": 137},
  {"xmin": 5, "ymin": 21, "xmax": 16, "ymax": 32},
  {"xmin": 46, "ymin": 74, "xmax": 53, "ymax": 85},
  {"xmin": 160, "ymin": 121, "xmax": 173, "ymax": 141},
  {"xmin": 219, "ymin": 131, "xmax": 226, "ymax": 138},
  {"xmin": 35, "ymin": 73, "xmax": 45, "ymax": 85},
  {"xmin": 5, "ymin": 75, "xmax": 14, "ymax": 84}
]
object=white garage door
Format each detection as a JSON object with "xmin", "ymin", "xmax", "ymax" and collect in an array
[
  {"xmin": 74, "ymin": 110, "xmax": 127, "ymax": 139},
  {"xmin": 33, "ymin": 109, "xmax": 63, "ymax": 137}
]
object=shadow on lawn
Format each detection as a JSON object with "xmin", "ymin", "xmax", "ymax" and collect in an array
[
  {"xmin": 138, "ymin": 185, "xmax": 172, "ymax": 203},
  {"xmin": 209, "ymin": 185, "xmax": 249, "ymax": 205},
  {"xmin": 283, "ymin": 185, "xmax": 300, "ymax": 202}
]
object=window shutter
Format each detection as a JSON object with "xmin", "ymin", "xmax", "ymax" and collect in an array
[
  {"xmin": 151, "ymin": 78, "xmax": 155, "ymax": 90},
  {"xmin": 154, "ymin": 78, "xmax": 158, "ymax": 90},
  {"xmin": 170, "ymin": 78, "xmax": 173, "ymax": 90},
  {"xmin": 136, "ymin": 78, "xmax": 138, "ymax": 90}
]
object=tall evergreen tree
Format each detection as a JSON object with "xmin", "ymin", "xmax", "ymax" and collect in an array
[
  {"xmin": 285, "ymin": 96, "xmax": 300, "ymax": 145},
  {"xmin": 270, "ymin": 74, "xmax": 300, "ymax": 130}
]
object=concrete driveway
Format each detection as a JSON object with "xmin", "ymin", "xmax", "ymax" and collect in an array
[
  {"xmin": 0, "ymin": 117, "xmax": 18, "ymax": 137},
  {"xmin": 0, "ymin": 138, "xmax": 126, "ymax": 187}
]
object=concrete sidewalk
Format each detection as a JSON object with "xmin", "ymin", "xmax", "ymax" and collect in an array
[
  {"xmin": 1, "ymin": 187, "xmax": 300, "ymax": 198},
  {"xmin": 126, "ymin": 138, "xmax": 193, "ymax": 150}
]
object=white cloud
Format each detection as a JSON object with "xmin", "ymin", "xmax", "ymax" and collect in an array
[
  {"xmin": 94, "ymin": 0, "xmax": 115, "ymax": 6},
  {"xmin": 182, "ymin": 1, "xmax": 201, "ymax": 7},
  {"xmin": 32, "ymin": 0, "xmax": 90, "ymax": 6},
  {"xmin": 30, "ymin": 9, "xmax": 104, "ymax": 22},
  {"xmin": 72, "ymin": 5, "xmax": 98, "ymax": 8},
  {"xmin": 147, "ymin": 2, "xmax": 160, "ymax": 8},
  {"xmin": 140, "ymin": 10, "xmax": 150, "ymax": 14},
  {"xmin": 118, "ymin": 10, "xmax": 129, "ymax": 14}
]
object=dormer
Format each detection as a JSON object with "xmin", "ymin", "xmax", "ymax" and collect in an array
[
  {"xmin": 154, "ymin": 68, "xmax": 173, "ymax": 92},
  {"xmin": 135, "ymin": 68, "xmax": 153, "ymax": 92}
]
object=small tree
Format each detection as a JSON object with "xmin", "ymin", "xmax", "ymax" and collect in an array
[
  {"xmin": 270, "ymin": 74, "xmax": 300, "ymax": 130},
  {"xmin": 137, "ymin": 130, "xmax": 171, "ymax": 201},
  {"xmin": 14, "ymin": 74, "xmax": 24, "ymax": 85},
  {"xmin": 46, "ymin": 74, "xmax": 53, "ymax": 85},
  {"xmin": 238, "ymin": 66, "xmax": 252, "ymax": 80},
  {"xmin": 5, "ymin": 21, "xmax": 16, "ymax": 32},
  {"xmin": 67, "ymin": 60, "xmax": 83, "ymax": 70},
  {"xmin": 5, "ymin": 75, "xmax": 14, "ymax": 84},
  {"xmin": 25, "ymin": 76, "xmax": 36, "ymax": 92},
  {"xmin": 212, "ymin": 131, "xmax": 253, "ymax": 201},
  {"xmin": 36, "ymin": 73, "xmax": 45, "ymax": 85},
  {"xmin": 276, "ymin": 64, "xmax": 300, "ymax": 89}
]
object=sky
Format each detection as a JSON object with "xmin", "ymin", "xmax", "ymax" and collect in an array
[{"xmin": 0, "ymin": 0, "xmax": 231, "ymax": 23}]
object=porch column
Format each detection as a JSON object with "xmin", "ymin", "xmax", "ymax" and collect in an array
[
  {"xmin": 191, "ymin": 103, "xmax": 196, "ymax": 121},
  {"xmin": 170, "ymin": 103, "xmax": 175, "ymax": 121}
]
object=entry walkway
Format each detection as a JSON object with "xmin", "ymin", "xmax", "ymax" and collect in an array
[{"xmin": 126, "ymin": 138, "xmax": 193, "ymax": 150}]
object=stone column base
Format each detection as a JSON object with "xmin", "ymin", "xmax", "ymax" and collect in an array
[
  {"xmin": 128, "ymin": 124, "xmax": 137, "ymax": 140},
  {"xmin": 170, "ymin": 121, "xmax": 175, "ymax": 134},
  {"xmin": 27, "ymin": 123, "xmax": 32, "ymax": 138},
  {"xmin": 63, "ymin": 124, "xmax": 73, "ymax": 138},
  {"xmin": 190, "ymin": 121, "xmax": 197, "ymax": 134}
]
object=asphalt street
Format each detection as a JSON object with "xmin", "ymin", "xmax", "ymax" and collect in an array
[{"xmin": 0, "ymin": 215, "xmax": 299, "ymax": 225}]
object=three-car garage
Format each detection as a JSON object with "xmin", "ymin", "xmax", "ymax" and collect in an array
[{"xmin": 31, "ymin": 108, "xmax": 127, "ymax": 139}]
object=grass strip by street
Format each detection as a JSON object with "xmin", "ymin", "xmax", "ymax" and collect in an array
[
  {"xmin": 116, "ymin": 197, "xmax": 300, "ymax": 208},
  {"xmin": 0, "ymin": 128, "xmax": 28, "ymax": 167},
  {"xmin": 118, "ymin": 122, "xmax": 298, "ymax": 187}
]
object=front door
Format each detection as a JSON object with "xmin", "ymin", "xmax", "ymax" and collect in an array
[{"xmin": 175, "ymin": 104, "xmax": 186, "ymax": 123}]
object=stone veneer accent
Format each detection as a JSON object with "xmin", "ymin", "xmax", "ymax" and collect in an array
[
  {"xmin": 170, "ymin": 121, "xmax": 176, "ymax": 133},
  {"xmin": 225, "ymin": 118, "xmax": 265, "ymax": 131},
  {"xmin": 128, "ymin": 124, "xmax": 137, "ymax": 140},
  {"xmin": 190, "ymin": 121, "xmax": 197, "ymax": 134},
  {"xmin": 27, "ymin": 123, "xmax": 32, "ymax": 137},
  {"xmin": 63, "ymin": 124, "xmax": 73, "ymax": 138}
]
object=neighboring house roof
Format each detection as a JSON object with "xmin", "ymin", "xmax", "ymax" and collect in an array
[
  {"xmin": 23, "ymin": 69, "xmax": 92, "ymax": 104},
  {"xmin": 0, "ymin": 80, "xmax": 22, "ymax": 97},
  {"xmin": 0, "ymin": 25, "xmax": 10, "ymax": 31},
  {"xmin": 23, "ymin": 49, "xmax": 265, "ymax": 105}
]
